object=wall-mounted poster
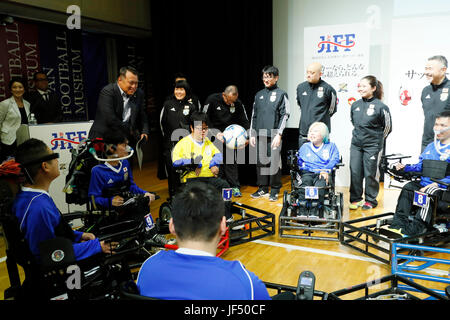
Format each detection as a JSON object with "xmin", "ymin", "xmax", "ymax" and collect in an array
[{"xmin": 304, "ymin": 23, "xmax": 370, "ymax": 187}]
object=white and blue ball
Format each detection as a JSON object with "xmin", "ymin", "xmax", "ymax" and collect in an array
[{"xmin": 223, "ymin": 124, "xmax": 248, "ymax": 150}]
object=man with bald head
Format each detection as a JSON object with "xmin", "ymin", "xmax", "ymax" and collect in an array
[
  {"xmin": 296, "ymin": 62, "xmax": 337, "ymax": 148},
  {"xmin": 203, "ymin": 85, "xmax": 250, "ymax": 197}
]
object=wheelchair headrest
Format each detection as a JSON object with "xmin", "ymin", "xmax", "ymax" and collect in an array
[{"xmin": 0, "ymin": 211, "xmax": 37, "ymax": 267}]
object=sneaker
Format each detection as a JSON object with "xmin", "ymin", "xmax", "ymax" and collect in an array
[
  {"xmin": 167, "ymin": 238, "xmax": 177, "ymax": 245},
  {"xmin": 362, "ymin": 202, "xmax": 375, "ymax": 210},
  {"xmin": 251, "ymin": 188, "xmax": 269, "ymax": 199},
  {"xmin": 232, "ymin": 188, "xmax": 242, "ymax": 197},
  {"xmin": 151, "ymin": 233, "xmax": 170, "ymax": 246},
  {"xmin": 226, "ymin": 216, "xmax": 235, "ymax": 224},
  {"xmin": 269, "ymin": 190, "xmax": 279, "ymax": 202},
  {"xmin": 349, "ymin": 200, "xmax": 364, "ymax": 210}
]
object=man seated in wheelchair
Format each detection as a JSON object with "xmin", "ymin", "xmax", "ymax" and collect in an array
[
  {"xmin": 171, "ymin": 111, "xmax": 233, "ymax": 222},
  {"xmin": 389, "ymin": 111, "xmax": 450, "ymax": 236},
  {"xmin": 12, "ymin": 138, "xmax": 117, "ymax": 265},
  {"xmin": 88, "ymin": 130, "xmax": 171, "ymax": 245},
  {"xmin": 294, "ymin": 122, "xmax": 340, "ymax": 217}
]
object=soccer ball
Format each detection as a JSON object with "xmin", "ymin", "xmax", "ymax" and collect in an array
[{"xmin": 223, "ymin": 124, "xmax": 248, "ymax": 150}]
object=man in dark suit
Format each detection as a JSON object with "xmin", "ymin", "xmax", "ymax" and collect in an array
[
  {"xmin": 88, "ymin": 66, "xmax": 149, "ymax": 147},
  {"xmin": 26, "ymin": 72, "xmax": 63, "ymax": 124}
]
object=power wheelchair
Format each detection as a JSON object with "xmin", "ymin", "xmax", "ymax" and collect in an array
[
  {"xmin": 0, "ymin": 166, "xmax": 137, "ymax": 300},
  {"xmin": 65, "ymin": 138, "xmax": 177, "ymax": 263},
  {"xmin": 158, "ymin": 156, "xmax": 276, "ymax": 251},
  {"xmin": 279, "ymin": 150, "xmax": 344, "ymax": 241},
  {"xmin": 0, "ymin": 139, "xmax": 171, "ymax": 300},
  {"xmin": 340, "ymin": 154, "xmax": 450, "ymax": 265}
]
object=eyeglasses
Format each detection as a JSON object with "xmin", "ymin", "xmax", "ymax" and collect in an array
[
  {"xmin": 262, "ymin": 75, "xmax": 274, "ymax": 80},
  {"xmin": 194, "ymin": 126, "xmax": 208, "ymax": 132}
]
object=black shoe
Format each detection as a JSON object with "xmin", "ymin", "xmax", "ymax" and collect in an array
[
  {"xmin": 251, "ymin": 188, "xmax": 269, "ymax": 199},
  {"xmin": 308, "ymin": 207, "xmax": 319, "ymax": 218},
  {"xmin": 269, "ymin": 190, "xmax": 279, "ymax": 202},
  {"xmin": 298, "ymin": 207, "xmax": 307, "ymax": 217}
]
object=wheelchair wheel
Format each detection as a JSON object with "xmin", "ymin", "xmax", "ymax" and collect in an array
[
  {"xmin": 336, "ymin": 192, "xmax": 343, "ymax": 219},
  {"xmin": 158, "ymin": 202, "xmax": 172, "ymax": 223},
  {"xmin": 283, "ymin": 191, "xmax": 290, "ymax": 206}
]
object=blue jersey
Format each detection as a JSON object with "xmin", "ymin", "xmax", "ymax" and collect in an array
[
  {"xmin": 12, "ymin": 188, "xmax": 101, "ymax": 262},
  {"xmin": 404, "ymin": 140, "xmax": 450, "ymax": 187},
  {"xmin": 136, "ymin": 250, "xmax": 271, "ymax": 300},
  {"xmin": 88, "ymin": 159, "xmax": 146, "ymax": 208},
  {"xmin": 297, "ymin": 141, "xmax": 340, "ymax": 173}
]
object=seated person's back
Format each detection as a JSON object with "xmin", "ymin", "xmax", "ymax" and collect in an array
[
  {"xmin": 12, "ymin": 138, "xmax": 114, "ymax": 263},
  {"xmin": 136, "ymin": 181, "xmax": 270, "ymax": 300}
]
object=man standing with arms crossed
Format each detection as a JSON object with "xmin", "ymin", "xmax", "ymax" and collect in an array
[{"xmin": 296, "ymin": 62, "xmax": 337, "ymax": 148}]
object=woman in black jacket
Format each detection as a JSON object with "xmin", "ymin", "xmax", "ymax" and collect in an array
[
  {"xmin": 349, "ymin": 75, "xmax": 392, "ymax": 210},
  {"xmin": 159, "ymin": 80, "xmax": 198, "ymax": 197}
]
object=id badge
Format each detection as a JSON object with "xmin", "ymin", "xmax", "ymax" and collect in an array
[
  {"xmin": 305, "ymin": 187, "xmax": 319, "ymax": 200},
  {"xmin": 222, "ymin": 188, "xmax": 232, "ymax": 201},
  {"xmin": 144, "ymin": 213, "xmax": 155, "ymax": 231},
  {"xmin": 413, "ymin": 191, "xmax": 429, "ymax": 208}
]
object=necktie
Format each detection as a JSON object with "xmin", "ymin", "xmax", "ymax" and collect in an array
[
  {"xmin": 44, "ymin": 93, "xmax": 49, "ymax": 101},
  {"xmin": 122, "ymin": 92, "xmax": 131, "ymax": 122}
]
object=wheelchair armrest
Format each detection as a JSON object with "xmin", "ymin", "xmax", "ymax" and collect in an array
[
  {"xmin": 335, "ymin": 163, "xmax": 344, "ymax": 169},
  {"xmin": 175, "ymin": 164, "xmax": 198, "ymax": 174},
  {"xmin": 119, "ymin": 280, "xmax": 159, "ymax": 300},
  {"xmin": 384, "ymin": 166, "xmax": 421, "ymax": 183},
  {"xmin": 381, "ymin": 154, "xmax": 411, "ymax": 162},
  {"xmin": 429, "ymin": 177, "xmax": 450, "ymax": 189},
  {"xmin": 97, "ymin": 220, "xmax": 143, "ymax": 240},
  {"xmin": 61, "ymin": 211, "xmax": 86, "ymax": 222}
]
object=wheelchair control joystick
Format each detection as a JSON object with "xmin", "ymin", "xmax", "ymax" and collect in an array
[{"xmin": 296, "ymin": 271, "xmax": 316, "ymax": 300}]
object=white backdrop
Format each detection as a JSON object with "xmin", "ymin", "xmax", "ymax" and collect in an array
[
  {"xmin": 386, "ymin": 15, "xmax": 450, "ymax": 165},
  {"xmin": 304, "ymin": 23, "xmax": 370, "ymax": 187},
  {"xmin": 28, "ymin": 121, "xmax": 93, "ymax": 213}
]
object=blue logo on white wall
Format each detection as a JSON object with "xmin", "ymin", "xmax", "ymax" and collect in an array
[
  {"xmin": 51, "ymin": 131, "xmax": 87, "ymax": 150},
  {"xmin": 317, "ymin": 34, "xmax": 356, "ymax": 53}
]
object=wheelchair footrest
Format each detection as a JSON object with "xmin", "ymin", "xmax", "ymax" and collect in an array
[
  {"xmin": 340, "ymin": 212, "xmax": 450, "ymax": 265},
  {"xmin": 227, "ymin": 202, "xmax": 275, "ymax": 246}
]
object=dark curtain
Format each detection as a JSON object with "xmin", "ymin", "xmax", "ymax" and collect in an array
[
  {"xmin": 149, "ymin": 0, "xmax": 273, "ymax": 185},
  {"xmin": 82, "ymin": 33, "xmax": 108, "ymax": 121}
]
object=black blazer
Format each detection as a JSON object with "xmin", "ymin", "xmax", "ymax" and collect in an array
[
  {"xmin": 25, "ymin": 90, "xmax": 63, "ymax": 124},
  {"xmin": 88, "ymin": 83, "xmax": 149, "ymax": 141}
]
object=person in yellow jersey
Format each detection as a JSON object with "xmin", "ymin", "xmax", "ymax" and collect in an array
[{"xmin": 172, "ymin": 111, "xmax": 233, "ymax": 221}]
